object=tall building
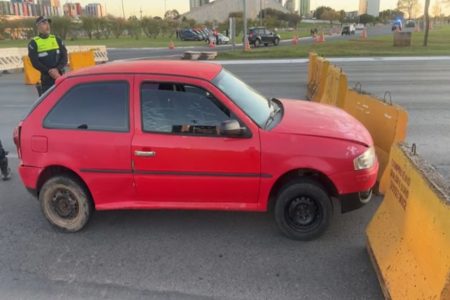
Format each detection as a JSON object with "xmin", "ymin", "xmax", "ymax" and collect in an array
[
  {"xmin": 184, "ymin": 0, "xmax": 288, "ymax": 23},
  {"xmin": 284, "ymin": 0, "xmax": 295, "ymax": 13},
  {"xmin": 85, "ymin": 3, "xmax": 105, "ymax": 17},
  {"xmin": 189, "ymin": 0, "xmax": 209, "ymax": 11},
  {"xmin": 299, "ymin": 0, "xmax": 310, "ymax": 17},
  {"xmin": 63, "ymin": 2, "xmax": 82, "ymax": 17},
  {"xmin": 359, "ymin": 0, "xmax": 380, "ymax": 17}
]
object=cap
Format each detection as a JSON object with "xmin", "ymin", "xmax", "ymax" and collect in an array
[{"xmin": 35, "ymin": 16, "xmax": 52, "ymax": 26}]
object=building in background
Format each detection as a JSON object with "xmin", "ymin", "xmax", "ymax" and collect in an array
[
  {"xmin": 0, "ymin": 0, "xmax": 62, "ymax": 17},
  {"xmin": 184, "ymin": 0, "xmax": 289, "ymax": 22},
  {"xmin": 84, "ymin": 3, "xmax": 105, "ymax": 17},
  {"xmin": 284, "ymin": 0, "xmax": 295, "ymax": 13},
  {"xmin": 346, "ymin": 10, "xmax": 359, "ymax": 20},
  {"xmin": 299, "ymin": 0, "xmax": 310, "ymax": 17},
  {"xmin": 189, "ymin": 0, "xmax": 209, "ymax": 11},
  {"xmin": 63, "ymin": 2, "xmax": 82, "ymax": 17},
  {"xmin": 359, "ymin": 0, "xmax": 380, "ymax": 17}
]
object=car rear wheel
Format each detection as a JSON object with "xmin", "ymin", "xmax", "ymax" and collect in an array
[
  {"xmin": 254, "ymin": 39, "xmax": 261, "ymax": 48},
  {"xmin": 273, "ymin": 38, "xmax": 280, "ymax": 46},
  {"xmin": 40, "ymin": 175, "xmax": 93, "ymax": 232},
  {"xmin": 274, "ymin": 179, "xmax": 332, "ymax": 241}
]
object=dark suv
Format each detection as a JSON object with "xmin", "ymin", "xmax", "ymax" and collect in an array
[{"xmin": 247, "ymin": 27, "xmax": 280, "ymax": 47}]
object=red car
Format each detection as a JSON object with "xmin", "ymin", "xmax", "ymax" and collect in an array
[{"xmin": 14, "ymin": 61, "xmax": 378, "ymax": 240}]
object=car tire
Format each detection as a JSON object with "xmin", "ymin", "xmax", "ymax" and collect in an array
[
  {"xmin": 274, "ymin": 179, "xmax": 332, "ymax": 241},
  {"xmin": 254, "ymin": 39, "xmax": 261, "ymax": 48},
  {"xmin": 264, "ymin": 43, "xmax": 268, "ymax": 47},
  {"xmin": 273, "ymin": 38, "xmax": 280, "ymax": 46},
  {"xmin": 40, "ymin": 175, "xmax": 93, "ymax": 233}
]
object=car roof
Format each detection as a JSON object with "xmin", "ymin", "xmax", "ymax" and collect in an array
[{"xmin": 65, "ymin": 61, "xmax": 223, "ymax": 81}]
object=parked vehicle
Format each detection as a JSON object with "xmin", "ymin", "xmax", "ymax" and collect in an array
[
  {"xmin": 405, "ymin": 20, "xmax": 416, "ymax": 28},
  {"xmin": 15, "ymin": 61, "xmax": 378, "ymax": 240},
  {"xmin": 247, "ymin": 27, "xmax": 281, "ymax": 47},
  {"xmin": 355, "ymin": 24, "xmax": 365, "ymax": 31},
  {"xmin": 392, "ymin": 20, "xmax": 403, "ymax": 31},
  {"xmin": 179, "ymin": 29, "xmax": 203, "ymax": 41},
  {"xmin": 341, "ymin": 25, "xmax": 356, "ymax": 35}
]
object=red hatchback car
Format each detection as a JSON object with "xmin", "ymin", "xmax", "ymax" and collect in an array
[{"xmin": 15, "ymin": 61, "xmax": 378, "ymax": 240}]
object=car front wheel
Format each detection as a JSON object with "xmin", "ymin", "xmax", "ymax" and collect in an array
[
  {"xmin": 274, "ymin": 179, "xmax": 332, "ymax": 241},
  {"xmin": 254, "ymin": 39, "xmax": 261, "ymax": 47},
  {"xmin": 40, "ymin": 175, "xmax": 93, "ymax": 232}
]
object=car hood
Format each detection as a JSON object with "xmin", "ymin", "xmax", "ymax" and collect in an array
[{"xmin": 271, "ymin": 99, "xmax": 373, "ymax": 146}]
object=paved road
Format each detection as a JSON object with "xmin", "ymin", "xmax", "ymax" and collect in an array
[
  {"xmin": 1, "ymin": 58, "xmax": 448, "ymax": 299},
  {"xmin": 108, "ymin": 25, "xmax": 392, "ymax": 61}
]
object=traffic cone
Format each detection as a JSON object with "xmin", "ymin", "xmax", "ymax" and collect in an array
[
  {"xmin": 244, "ymin": 38, "xmax": 251, "ymax": 52},
  {"xmin": 315, "ymin": 32, "xmax": 325, "ymax": 43},
  {"xmin": 360, "ymin": 29, "xmax": 368, "ymax": 40},
  {"xmin": 168, "ymin": 40, "xmax": 175, "ymax": 49},
  {"xmin": 292, "ymin": 34, "xmax": 299, "ymax": 45},
  {"xmin": 209, "ymin": 39, "xmax": 216, "ymax": 49}
]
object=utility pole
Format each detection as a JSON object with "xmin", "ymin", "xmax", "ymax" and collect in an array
[
  {"xmin": 140, "ymin": 7, "xmax": 143, "ymax": 20},
  {"xmin": 423, "ymin": 0, "xmax": 430, "ymax": 46},
  {"xmin": 243, "ymin": 0, "xmax": 248, "ymax": 48},
  {"xmin": 121, "ymin": 0, "xmax": 125, "ymax": 19},
  {"xmin": 164, "ymin": 0, "xmax": 167, "ymax": 16},
  {"xmin": 260, "ymin": 0, "xmax": 262, "ymax": 26}
]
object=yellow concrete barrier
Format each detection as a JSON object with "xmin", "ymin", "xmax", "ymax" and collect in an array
[
  {"xmin": 69, "ymin": 50, "xmax": 96, "ymax": 71},
  {"xmin": 22, "ymin": 56, "xmax": 40, "ymax": 85},
  {"xmin": 319, "ymin": 65, "xmax": 348, "ymax": 109},
  {"xmin": 343, "ymin": 90, "xmax": 408, "ymax": 182},
  {"xmin": 367, "ymin": 143, "xmax": 450, "ymax": 300}
]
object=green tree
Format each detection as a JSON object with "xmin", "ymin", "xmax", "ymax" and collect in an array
[
  {"xmin": 141, "ymin": 16, "xmax": 160, "ymax": 38},
  {"xmin": 109, "ymin": 16, "xmax": 127, "ymax": 39},
  {"xmin": 50, "ymin": 16, "xmax": 73, "ymax": 40},
  {"xmin": 80, "ymin": 16, "xmax": 95, "ymax": 39},
  {"xmin": 359, "ymin": 14, "xmax": 376, "ymax": 25},
  {"xmin": 379, "ymin": 9, "xmax": 404, "ymax": 23},
  {"xmin": 127, "ymin": 16, "xmax": 141, "ymax": 40},
  {"xmin": 0, "ymin": 17, "xmax": 7, "ymax": 39},
  {"xmin": 164, "ymin": 9, "xmax": 180, "ymax": 20},
  {"xmin": 397, "ymin": 0, "xmax": 420, "ymax": 19}
]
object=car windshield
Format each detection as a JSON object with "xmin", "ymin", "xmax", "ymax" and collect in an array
[{"xmin": 212, "ymin": 69, "xmax": 271, "ymax": 128}]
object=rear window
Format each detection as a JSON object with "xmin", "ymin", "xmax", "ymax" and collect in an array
[
  {"xmin": 43, "ymin": 81, "xmax": 129, "ymax": 132},
  {"xmin": 24, "ymin": 85, "xmax": 56, "ymax": 120}
]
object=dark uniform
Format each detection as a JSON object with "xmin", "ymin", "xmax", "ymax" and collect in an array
[
  {"xmin": 0, "ymin": 140, "xmax": 10, "ymax": 181},
  {"xmin": 28, "ymin": 19, "xmax": 67, "ymax": 95}
]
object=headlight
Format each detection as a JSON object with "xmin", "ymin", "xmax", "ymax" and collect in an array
[{"xmin": 354, "ymin": 147, "xmax": 376, "ymax": 170}]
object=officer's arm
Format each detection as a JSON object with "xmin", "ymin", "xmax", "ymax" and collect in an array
[
  {"xmin": 56, "ymin": 37, "xmax": 68, "ymax": 71},
  {"xmin": 28, "ymin": 40, "xmax": 49, "ymax": 74}
]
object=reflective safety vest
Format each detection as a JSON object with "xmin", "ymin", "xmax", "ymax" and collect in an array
[{"xmin": 33, "ymin": 34, "xmax": 59, "ymax": 53}]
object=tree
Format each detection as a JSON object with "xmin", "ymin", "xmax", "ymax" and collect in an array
[
  {"xmin": 424, "ymin": 0, "xmax": 430, "ymax": 46},
  {"xmin": 127, "ymin": 16, "xmax": 141, "ymax": 40},
  {"xmin": 313, "ymin": 6, "xmax": 339, "ymax": 24},
  {"xmin": 80, "ymin": 16, "xmax": 95, "ymax": 39},
  {"xmin": 432, "ymin": 1, "xmax": 441, "ymax": 19},
  {"xmin": 0, "ymin": 17, "xmax": 7, "ymax": 39},
  {"xmin": 379, "ymin": 9, "xmax": 404, "ymax": 23},
  {"xmin": 141, "ymin": 16, "xmax": 160, "ymax": 38},
  {"xmin": 397, "ymin": 0, "xmax": 420, "ymax": 19},
  {"xmin": 359, "ymin": 14, "xmax": 376, "ymax": 25},
  {"xmin": 109, "ymin": 16, "xmax": 127, "ymax": 39},
  {"xmin": 51, "ymin": 17, "xmax": 73, "ymax": 40},
  {"xmin": 164, "ymin": 9, "xmax": 180, "ymax": 20},
  {"xmin": 339, "ymin": 10, "xmax": 346, "ymax": 24}
]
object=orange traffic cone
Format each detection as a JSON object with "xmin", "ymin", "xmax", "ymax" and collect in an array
[
  {"xmin": 360, "ymin": 29, "xmax": 368, "ymax": 40},
  {"xmin": 315, "ymin": 32, "xmax": 325, "ymax": 43},
  {"xmin": 244, "ymin": 38, "xmax": 251, "ymax": 52},
  {"xmin": 168, "ymin": 40, "xmax": 175, "ymax": 49},
  {"xmin": 292, "ymin": 34, "xmax": 299, "ymax": 45},
  {"xmin": 209, "ymin": 39, "xmax": 216, "ymax": 48}
]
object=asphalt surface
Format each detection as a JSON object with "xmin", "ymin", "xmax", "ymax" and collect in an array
[
  {"xmin": 1, "ymin": 57, "xmax": 449, "ymax": 299},
  {"xmin": 108, "ymin": 25, "xmax": 393, "ymax": 61}
]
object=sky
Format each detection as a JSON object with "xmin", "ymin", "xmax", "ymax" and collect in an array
[{"xmin": 71, "ymin": 0, "xmax": 445, "ymax": 18}]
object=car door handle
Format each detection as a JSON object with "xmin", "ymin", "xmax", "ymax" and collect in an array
[{"xmin": 134, "ymin": 150, "xmax": 156, "ymax": 157}]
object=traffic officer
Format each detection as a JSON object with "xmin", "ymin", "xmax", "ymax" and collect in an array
[{"xmin": 28, "ymin": 16, "xmax": 67, "ymax": 95}]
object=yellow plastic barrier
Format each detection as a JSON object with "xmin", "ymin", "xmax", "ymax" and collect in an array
[
  {"xmin": 69, "ymin": 50, "xmax": 96, "ymax": 71},
  {"xmin": 307, "ymin": 52, "xmax": 318, "ymax": 97},
  {"xmin": 343, "ymin": 90, "xmax": 408, "ymax": 182},
  {"xmin": 367, "ymin": 144, "xmax": 450, "ymax": 300},
  {"xmin": 319, "ymin": 65, "xmax": 348, "ymax": 109},
  {"xmin": 310, "ymin": 58, "xmax": 330, "ymax": 102},
  {"xmin": 22, "ymin": 56, "xmax": 40, "ymax": 85}
]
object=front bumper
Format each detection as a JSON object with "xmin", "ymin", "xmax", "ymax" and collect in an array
[{"xmin": 339, "ymin": 190, "xmax": 373, "ymax": 213}]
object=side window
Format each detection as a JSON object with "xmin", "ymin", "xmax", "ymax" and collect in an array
[
  {"xmin": 44, "ymin": 81, "xmax": 129, "ymax": 132},
  {"xmin": 141, "ymin": 82, "xmax": 235, "ymax": 136}
]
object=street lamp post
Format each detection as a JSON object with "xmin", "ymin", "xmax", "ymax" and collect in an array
[
  {"xmin": 121, "ymin": 0, "xmax": 125, "ymax": 19},
  {"xmin": 243, "ymin": 0, "xmax": 248, "ymax": 48}
]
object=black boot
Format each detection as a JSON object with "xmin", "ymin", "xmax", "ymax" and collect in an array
[{"xmin": 0, "ymin": 157, "xmax": 11, "ymax": 181}]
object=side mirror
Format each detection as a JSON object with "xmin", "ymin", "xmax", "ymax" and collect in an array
[{"xmin": 220, "ymin": 120, "xmax": 247, "ymax": 137}]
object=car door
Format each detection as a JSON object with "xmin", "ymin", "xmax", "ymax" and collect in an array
[
  {"xmin": 41, "ymin": 75, "xmax": 135, "ymax": 208},
  {"xmin": 132, "ymin": 75, "xmax": 261, "ymax": 206}
]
